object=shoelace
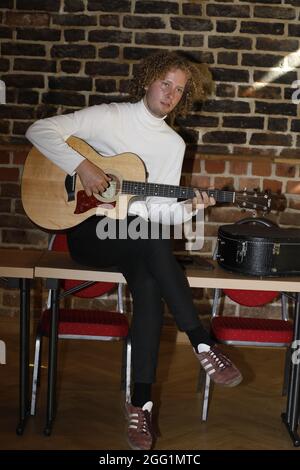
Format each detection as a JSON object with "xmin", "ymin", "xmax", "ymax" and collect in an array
[
  {"xmin": 208, "ymin": 347, "xmax": 232, "ymax": 370},
  {"xmin": 129, "ymin": 409, "xmax": 152, "ymax": 435}
]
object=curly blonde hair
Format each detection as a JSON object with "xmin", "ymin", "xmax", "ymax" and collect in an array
[{"xmin": 129, "ymin": 50, "xmax": 213, "ymax": 118}]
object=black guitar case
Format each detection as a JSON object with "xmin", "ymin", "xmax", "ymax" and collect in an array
[{"xmin": 216, "ymin": 217, "xmax": 300, "ymax": 277}]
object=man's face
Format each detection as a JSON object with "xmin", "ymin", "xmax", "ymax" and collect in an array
[{"xmin": 144, "ymin": 68, "xmax": 188, "ymax": 118}]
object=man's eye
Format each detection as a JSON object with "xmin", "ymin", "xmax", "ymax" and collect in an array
[{"xmin": 162, "ymin": 81, "xmax": 169, "ymax": 87}]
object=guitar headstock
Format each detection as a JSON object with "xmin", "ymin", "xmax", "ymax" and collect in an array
[{"xmin": 235, "ymin": 189, "xmax": 286, "ymax": 213}]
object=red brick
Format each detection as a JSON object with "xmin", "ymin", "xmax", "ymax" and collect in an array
[
  {"xmin": 209, "ymin": 207, "xmax": 243, "ymax": 223},
  {"xmin": 214, "ymin": 177, "xmax": 234, "ymax": 189},
  {"xmin": 289, "ymin": 198, "xmax": 300, "ymax": 210},
  {"xmin": 275, "ymin": 163, "xmax": 296, "ymax": 178},
  {"xmin": 0, "ymin": 168, "xmax": 19, "ymax": 181},
  {"xmin": 238, "ymin": 177, "xmax": 261, "ymax": 190},
  {"xmin": 14, "ymin": 199, "xmax": 26, "ymax": 215},
  {"xmin": 1, "ymin": 229, "xmax": 47, "ymax": 246},
  {"xmin": 205, "ymin": 160, "xmax": 225, "ymax": 174},
  {"xmin": 233, "ymin": 146, "xmax": 277, "ymax": 157},
  {"xmin": 252, "ymin": 160, "xmax": 271, "ymax": 176},
  {"xmin": 229, "ymin": 161, "xmax": 248, "ymax": 175},
  {"xmin": 5, "ymin": 12, "xmax": 49, "ymax": 27},
  {"xmin": 190, "ymin": 175, "xmax": 211, "ymax": 188},
  {"xmin": 0, "ymin": 198, "xmax": 11, "ymax": 212},
  {"xmin": 0, "ymin": 152, "xmax": 10, "ymax": 164},
  {"xmin": 0, "ymin": 183, "xmax": 21, "ymax": 198},
  {"xmin": 0, "ymin": 214, "xmax": 34, "ymax": 229},
  {"xmin": 263, "ymin": 179, "xmax": 283, "ymax": 193},
  {"xmin": 204, "ymin": 224, "xmax": 219, "ymax": 237},
  {"xmin": 13, "ymin": 151, "xmax": 28, "ymax": 165},
  {"xmin": 286, "ymin": 180, "xmax": 300, "ymax": 194}
]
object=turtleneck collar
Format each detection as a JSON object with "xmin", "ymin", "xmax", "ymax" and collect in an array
[{"xmin": 134, "ymin": 98, "xmax": 166, "ymax": 128}]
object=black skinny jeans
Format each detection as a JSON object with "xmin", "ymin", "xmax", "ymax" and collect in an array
[{"xmin": 67, "ymin": 216, "xmax": 208, "ymax": 383}]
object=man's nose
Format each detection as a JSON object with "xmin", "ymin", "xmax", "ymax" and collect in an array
[{"xmin": 165, "ymin": 87, "xmax": 175, "ymax": 98}]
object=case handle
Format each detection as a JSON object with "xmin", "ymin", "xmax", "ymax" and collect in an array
[{"xmin": 235, "ymin": 217, "xmax": 278, "ymax": 228}]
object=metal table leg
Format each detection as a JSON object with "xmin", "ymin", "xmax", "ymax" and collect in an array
[
  {"xmin": 16, "ymin": 278, "xmax": 31, "ymax": 435},
  {"xmin": 282, "ymin": 292, "xmax": 300, "ymax": 446},
  {"xmin": 44, "ymin": 279, "xmax": 60, "ymax": 436}
]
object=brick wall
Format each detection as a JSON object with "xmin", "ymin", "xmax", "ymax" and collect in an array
[{"xmin": 1, "ymin": 0, "xmax": 300, "ymax": 318}]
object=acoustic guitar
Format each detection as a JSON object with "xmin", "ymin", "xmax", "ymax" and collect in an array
[{"xmin": 21, "ymin": 136, "xmax": 285, "ymax": 230}]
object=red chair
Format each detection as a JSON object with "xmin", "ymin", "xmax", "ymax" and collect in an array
[
  {"xmin": 30, "ymin": 233, "xmax": 131, "ymax": 417},
  {"xmin": 200, "ymin": 288, "xmax": 293, "ymax": 421}
]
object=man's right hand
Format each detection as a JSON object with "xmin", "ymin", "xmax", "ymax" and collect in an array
[{"xmin": 76, "ymin": 159, "xmax": 111, "ymax": 197}]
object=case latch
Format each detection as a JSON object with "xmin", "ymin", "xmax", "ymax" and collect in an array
[
  {"xmin": 236, "ymin": 241, "xmax": 247, "ymax": 264},
  {"xmin": 273, "ymin": 243, "xmax": 280, "ymax": 255}
]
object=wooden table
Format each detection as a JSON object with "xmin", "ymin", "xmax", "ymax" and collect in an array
[
  {"xmin": 0, "ymin": 249, "xmax": 43, "ymax": 434},
  {"xmin": 35, "ymin": 251, "xmax": 300, "ymax": 445}
]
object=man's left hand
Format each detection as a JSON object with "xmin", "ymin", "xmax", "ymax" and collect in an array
[{"xmin": 192, "ymin": 189, "xmax": 216, "ymax": 211}]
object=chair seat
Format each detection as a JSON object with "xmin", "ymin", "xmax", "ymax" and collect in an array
[
  {"xmin": 212, "ymin": 316, "xmax": 293, "ymax": 343},
  {"xmin": 40, "ymin": 308, "xmax": 129, "ymax": 337}
]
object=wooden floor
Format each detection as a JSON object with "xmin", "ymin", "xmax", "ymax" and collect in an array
[{"xmin": 0, "ymin": 316, "xmax": 299, "ymax": 451}]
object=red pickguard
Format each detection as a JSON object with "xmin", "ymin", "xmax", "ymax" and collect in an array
[{"xmin": 74, "ymin": 190, "xmax": 116, "ymax": 214}]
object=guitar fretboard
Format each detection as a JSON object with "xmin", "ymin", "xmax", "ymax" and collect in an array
[{"xmin": 121, "ymin": 180, "xmax": 235, "ymax": 203}]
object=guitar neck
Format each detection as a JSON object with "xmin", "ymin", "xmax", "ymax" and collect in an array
[{"xmin": 121, "ymin": 180, "xmax": 235, "ymax": 203}]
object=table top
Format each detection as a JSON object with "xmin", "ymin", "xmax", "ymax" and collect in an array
[
  {"xmin": 186, "ymin": 265, "xmax": 300, "ymax": 291},
  {"xmin": 0, "ymin": 249, "xmax": 44, "ymax": 279},
  {"xmin": 34, "ymin": 250, "xmax": 300, "ymax": 292},
  {"xmin": 34, "ymin": 251, "xmax": 126, "ymax": 283}
]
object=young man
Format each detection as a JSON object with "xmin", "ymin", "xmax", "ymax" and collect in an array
[{"xmin": 26, "ymin": 51, "xmax": 242, "ymax": 450}]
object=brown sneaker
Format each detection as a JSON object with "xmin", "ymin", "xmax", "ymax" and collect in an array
[
  {"xmin": 125, "ymin": 401, "xmax": 154, "ymax": 450},
  {"xmin": 195, "ymin": 344, "xmax": 242, "ymax": 387}
]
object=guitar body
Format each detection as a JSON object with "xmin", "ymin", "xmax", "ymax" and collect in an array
[{"xmin": 21, "ymin": 136, "xmax": 146, "ymax": 230}]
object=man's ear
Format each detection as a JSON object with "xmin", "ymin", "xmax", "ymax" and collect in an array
[{"xmin": 144, "ymin": 85, "xmax": 148, "ymax": 91}]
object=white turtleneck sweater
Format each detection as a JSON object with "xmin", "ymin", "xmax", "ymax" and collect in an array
[{"xmin": 26, "ymin": 99, "xmax": 194, "ymax": 224}]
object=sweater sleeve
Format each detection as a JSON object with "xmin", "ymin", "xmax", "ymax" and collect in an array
[{"xmin": 25, "ymin": 106, "xmax": 108, "ymax": 175}]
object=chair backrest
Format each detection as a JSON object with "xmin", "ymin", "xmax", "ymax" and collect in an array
[
  {"xmin": 49, "ymin": 233, "xmax": 117, "ymax": 298},
  {"xmin": 223, "ymin": 289, "xmax": 279, "ymax": 307}
]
